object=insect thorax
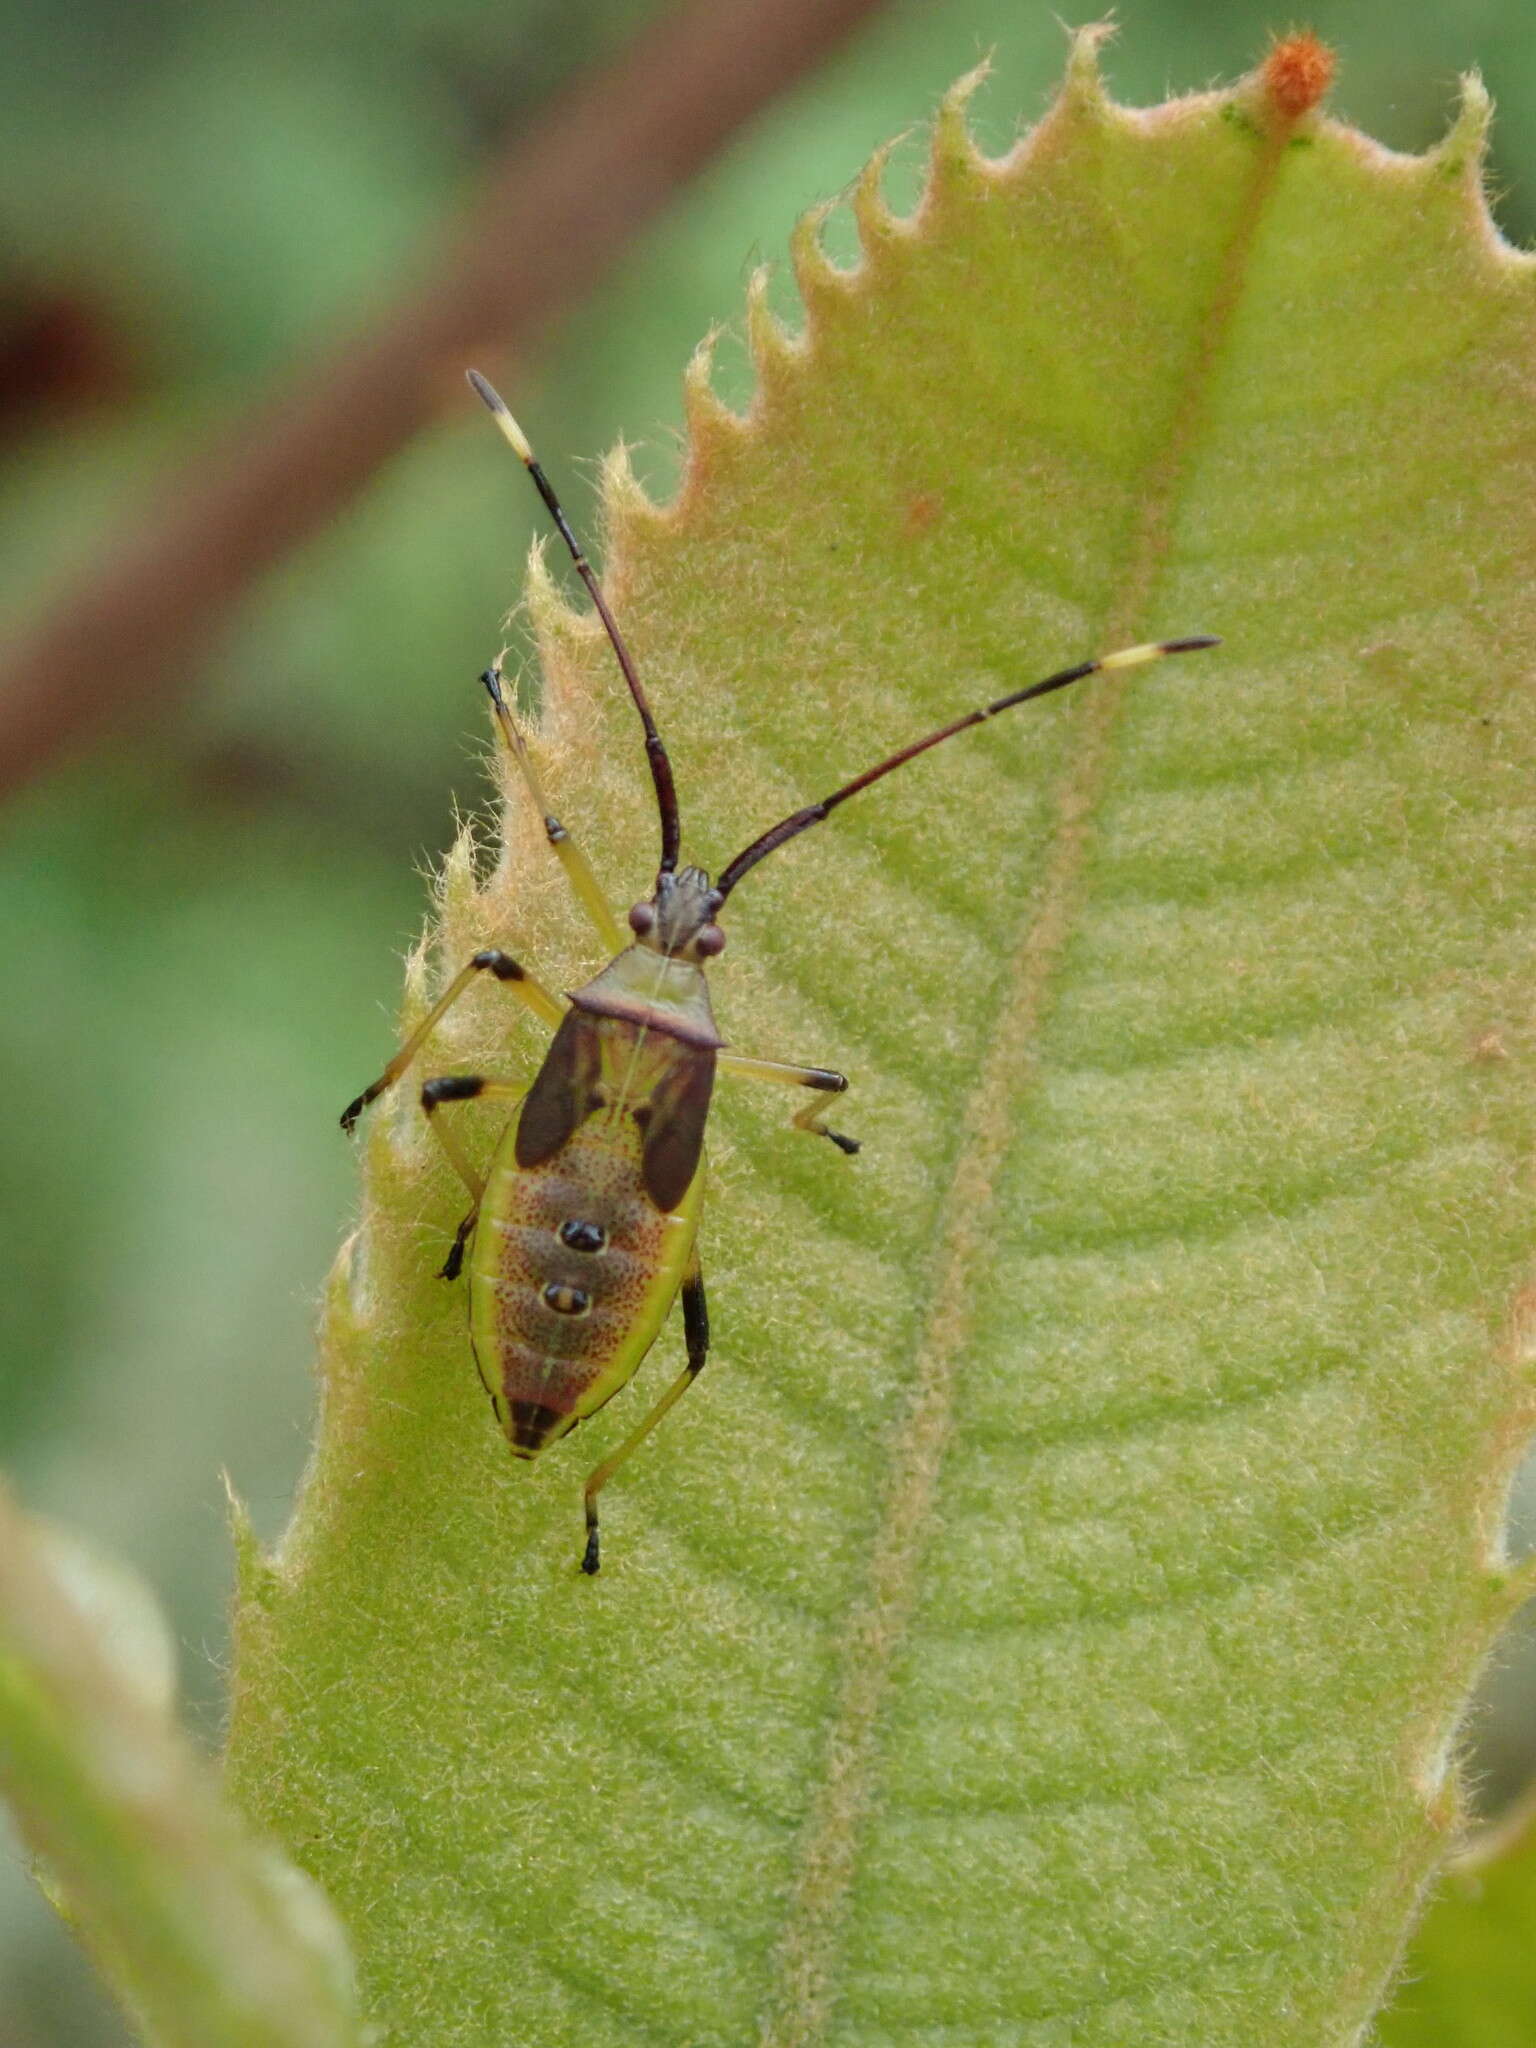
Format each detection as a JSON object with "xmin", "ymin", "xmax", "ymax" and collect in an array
[{"xmin": 572, "ymin": 940, "xmax": 724, "ymax": 1052}]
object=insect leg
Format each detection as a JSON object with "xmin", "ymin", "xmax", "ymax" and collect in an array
[
  {"xmin": 438, "ymin": 1209, "xmax": 478, "ymax": 1283},
  {"xmin": 340, "ymin": 952, "xmax": 561, "ymax": 1132},
  {"xmin": 718, "ymin": 1052, "xmax": 860, "ymax": 1155},
  {"xmin": 419, "ymin": 1076, "xmax": 525, "ymax": 1279},
  {"xmin": 481, "ymin": 665, "xmax": 626, "ymax": 954},
  {"xmin": 581, "ymin": 1261, "xmax": 709, "ymax": 1576}
]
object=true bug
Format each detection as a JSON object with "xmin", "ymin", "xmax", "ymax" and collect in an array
[{"xmin": 341, "ymin": 370, "xmax": 1218, "ymax": 1573}]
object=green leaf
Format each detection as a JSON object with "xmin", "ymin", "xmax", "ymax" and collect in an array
[
  {"xmin": 1379, "ymin": 1797, "xmax": 1536, "ymax": 2045},
  {"xmin": 0, "ymin": 1485, "xmax": 359, "ymax": 2048},
  {"xmin": 228, "ymin": 36, "xmax": 1536, "ymax": 2045}
]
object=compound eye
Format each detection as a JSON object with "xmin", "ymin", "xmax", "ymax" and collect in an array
[
  {"xmin": 628, "ymin": 902, "xmax": 656, "ymax": 936},
  {"xmin": 694, "ymin": 923, "xmax": 726, "ymax": 959}
]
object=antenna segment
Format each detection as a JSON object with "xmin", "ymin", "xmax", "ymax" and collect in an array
[
  {"xmin": 468, "ymin": 369, "xmax": 682, "ymax": 877},
  {"xmin": 714, "ymin": 636, "xmax": 1220, "ymax": 901}
]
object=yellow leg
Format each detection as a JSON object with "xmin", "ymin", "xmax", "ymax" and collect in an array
[
  {"xmin": 483, "ymin": 665, "xmax": 626, "ymax": 954},
  {"xmin": 419, "ymin": 1075, "xmax": 526, "ymax": 1281},
  {"xmin": 582, "ymin": 1263, "xmax": 709, "ymax": 1575},
  {"xmin": 340, "ymin": 951, "xmax": 561, "ymax": 1132},
  {"xmin": 718, "ymin": 1051, "xmax": 859, "ymax": 1155}
]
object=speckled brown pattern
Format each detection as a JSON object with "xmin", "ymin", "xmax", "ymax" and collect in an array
[{"xmin": 467, "ymin": 1023, "xmax": 705, "ymax": 1454}]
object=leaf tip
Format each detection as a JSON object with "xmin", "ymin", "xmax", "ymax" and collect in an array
[
  {"xmin": 1410, "ymin": 1714, "xmax": 1466, "ymax": 1835},
  {"xmin": 522, "ymin": 531, "xmax": 587, "ymax": 665},
  {"xmin": 680, "ymin": 323, "xmax": 747, "ymax": 476},
  {"xmin": 400, "ymin": 931, "xmax": 431, "ymax": 1020},
  {"xmin": 930, "ymin": 57, "xmax": 992, "ymax": 184},
  {"xmin": 1434, "ymin": 67, "xmax": 1494, "ymax": 181},
  {"xmin": 1060, "ymin": 21, "xmax": 1115, "ymax": 112},
  {"xmin": 789, "ymin": 201, "xmax": 847, "ymax": 310},
  {"xmin": 1258, "ymin": 31, "xmax": 1337, "ymax": 124},
  {"xmin": 598, "ymin": 434, "xmax": 662, "ymax": 541},
  {"xmin": 747, "ymin": 263, "xmax": 800, "ymax": 389},
  {"xmin": 225, "ymin": 1471, "xmax": 280, "ymax": 1604},
  {"xmin": 853, "ymin": 136, "xmax": 909, "ymax": 256},
  {"xmin": 222, "ymin": 1465, "xmax": 253, "ymax": 1549},
  {"xmin": 436, "ymin": 828, "xmax": 479, "ymax": 924}
]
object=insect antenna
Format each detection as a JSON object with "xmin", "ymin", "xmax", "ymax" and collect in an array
[
  {"xmin": 712, "ymin": 636, "xmax": 1220, "ymax": 902},
  {"xmin": 467, "ymin": 369, "xmax": 682, "ymax": 877}
]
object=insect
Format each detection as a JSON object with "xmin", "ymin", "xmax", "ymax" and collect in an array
[{"xmin": 341, "ymin": 369, "xmax": 1219, "ymax": 1573}]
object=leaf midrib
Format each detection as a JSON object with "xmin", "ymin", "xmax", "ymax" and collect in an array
[{"xmin": 754, "ymin": 91, "xmax": 1300, "ymax": 2047}]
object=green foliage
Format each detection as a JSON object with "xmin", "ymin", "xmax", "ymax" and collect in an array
[
  {"xmin": 0, "ymin": 1486, "xmax": 357, "ymax": 2048},
  {"xmin": 199, "ymin": 37, "xmax": 1536, "ymax": 2047},
  {"xmin": 1381, "ymin": 1805, "xmax": 1536, "ymax": 2045}
]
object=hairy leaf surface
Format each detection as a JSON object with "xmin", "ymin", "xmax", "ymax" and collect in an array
[{"xmin": 228, "ymin": 39, "xmax": 1536, "ymax": 2046}]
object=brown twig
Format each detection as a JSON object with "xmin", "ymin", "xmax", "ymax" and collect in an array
[{"xmin": 0, "ymin": 0, "xmax": 892, "ymax": 798}]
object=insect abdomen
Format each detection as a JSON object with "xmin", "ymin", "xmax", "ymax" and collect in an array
[{"xmin": 468, "ymin": 1113, "xmax": 702, "ymax": 1457}]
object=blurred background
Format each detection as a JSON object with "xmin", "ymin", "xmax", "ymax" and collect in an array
[{"xmin": 3, "ymin": 0, "xmax": 1535, "ymax": 2038}]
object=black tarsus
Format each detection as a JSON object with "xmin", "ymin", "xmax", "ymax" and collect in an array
[
  {"xmin": 439, "ymin": 1210, "xmax": 477, "ymax": 1281},
  {"xmin": 479, "ymin": 668, "xmax": 566, "ymax": 848},
  {"xmin": 581, "ymin": 1270, "xmax": 710, "ymax": 1577},
  {"xmin": 681, "ymin": 1271, "xmax": 709, "ymax": 1366},
  {"xmin": 341, "ymin": 945, "xmax": 535, "ymax": 1132},
  {"xmin": 340, "ymin": 1085, "xmax": 377, "ymax": 1134},
  {"xmin": 470, "ymin": 947, "xmax": 524, "ymax": 983},
  {"xmin": 421, "ymin": 1074, "xmax": 487, "ymax": 1109}
]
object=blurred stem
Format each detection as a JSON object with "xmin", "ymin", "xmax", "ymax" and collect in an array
[
  {"xmin": 0, "ymin": 0, "xmax": 891, "ymax": 800},
  {"xmin": 0, "ymin": 1484, "xmax": 359, "ymax": 2048}
]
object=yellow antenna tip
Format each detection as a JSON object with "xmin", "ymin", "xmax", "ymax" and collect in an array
[
  {"xmin": 1099, "ymin": 634, "xmax": 1221, "ymax": 672},
  {"xmin": 466, "ymin": 368, "xmax": 534, "ymax": 465},
  {"xmin": 1099, "ymin": 642, "xmax": 1164, "ymax": 672}
]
